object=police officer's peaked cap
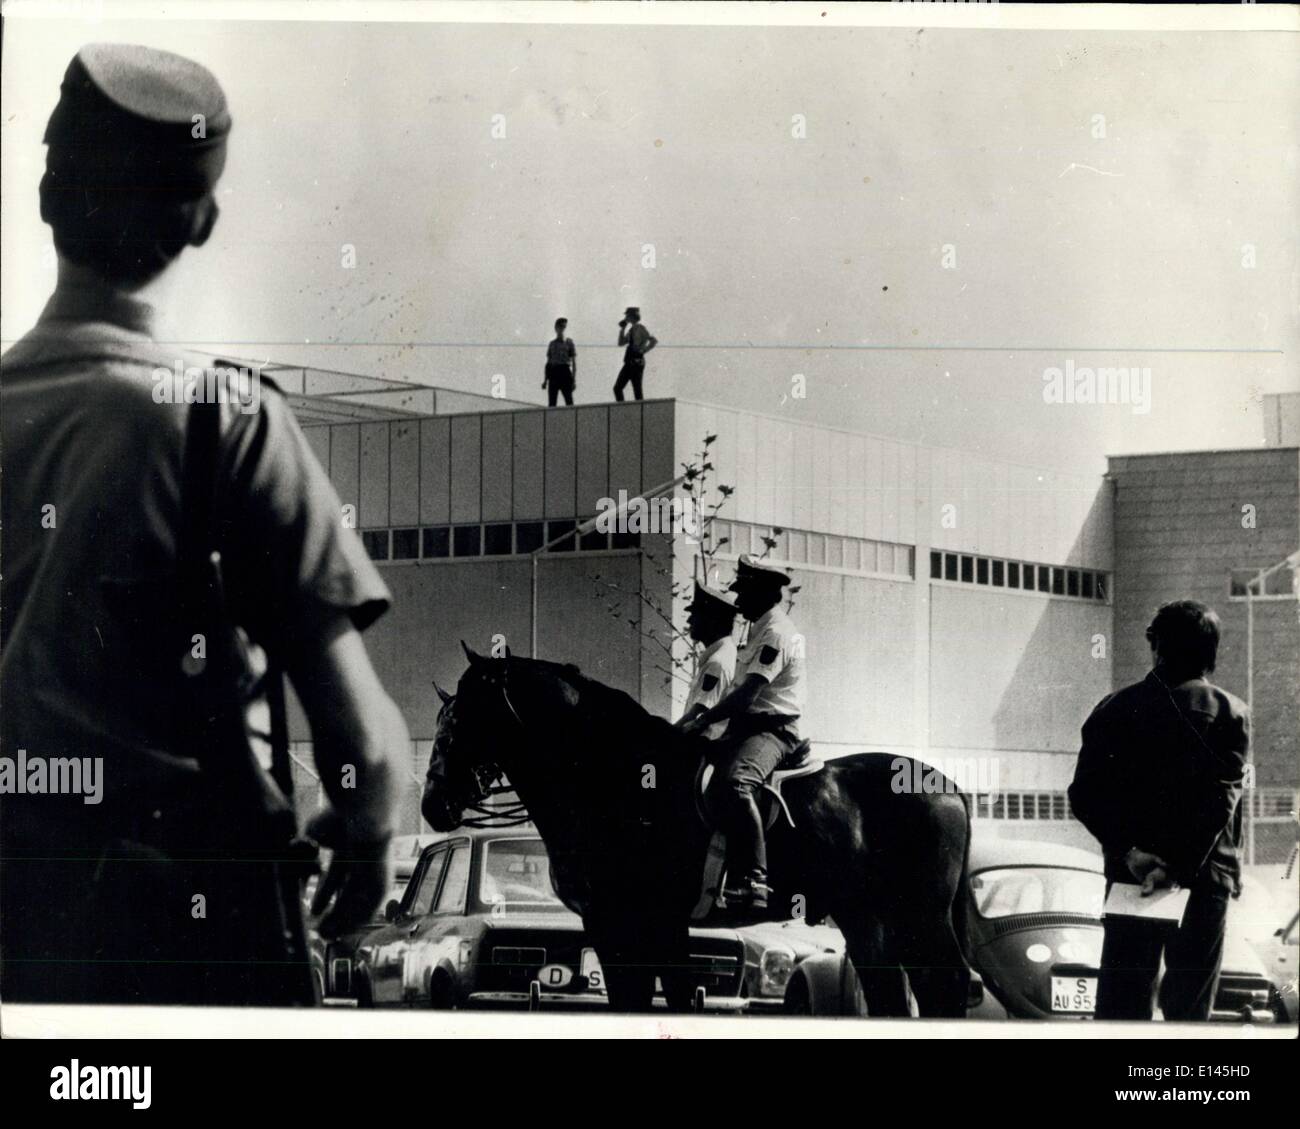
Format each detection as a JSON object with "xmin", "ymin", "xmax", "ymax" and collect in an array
[
  {"xmin": 729, "ymin": 554, "xmax": 791, "ymax": 590},
  {"xmin": 624, "ymin": 307, "xmax": 641, "ymax": 317},
  {"xmin": 690, "ymin": 580, "xmax": 738, "ymax": 618},
  {"xmin": 42, "ymin": 43, "xmax": 232, "ymax": 198}
]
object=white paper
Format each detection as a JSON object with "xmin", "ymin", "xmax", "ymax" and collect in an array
[{"xmin": 1103, "ymin": 882, "xmax": 1192, "ymax": 924}]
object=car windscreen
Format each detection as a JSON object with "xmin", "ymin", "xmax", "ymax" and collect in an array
[
  {"xmin": 969, "ymin": 866, "xmax": 1105, "ymax": 920},
  {"xmin": 480, "ymin": 838, "xmax": 564, "ymax": 908}
]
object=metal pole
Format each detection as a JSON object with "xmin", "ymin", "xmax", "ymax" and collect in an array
[
  {"xmin": 1246, "ymin": 574, "xmax": 1256, "ymax": 716},
  {"xmin": 1246, "ymin": 577, "xmax": 1256, "ymax": 865},
  {"xmin": 530, "ymin": 550, "xmax": 539, "ymax": 660}
]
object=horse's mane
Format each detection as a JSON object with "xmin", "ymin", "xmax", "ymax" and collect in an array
[{"xmin": 511, "ymin": 655, "xmax": 693, "ymax": 759}]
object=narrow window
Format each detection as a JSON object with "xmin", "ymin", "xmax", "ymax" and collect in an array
[
  {"xmin": 453, "ymin": 525, "xmax": 482, "ymax": 557},
  {"xmin": 515, "ymin": 522, "xmax": 544, "ymax": 555},
  {"xmin": 362, "ymin": 530, "xmax": 390, "ymax": 561},
  {"xmin": 484, "ymin": 523, "xmax": 513, "ymax": 556},
  {"xmin": 422, "ymin": 527, "xmax": 450, "ymax": 558},
  {"xmin": 392, "ymin": 528, "xmax": 419, "ymax": 560},
  {"xmin": 545, "ymin": 520, "xmax": 576, "ymax": 551}
]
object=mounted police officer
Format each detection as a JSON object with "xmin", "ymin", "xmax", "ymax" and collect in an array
[
  {"xmin": 0, "ymin": 44, "xmax": 407, "ymax": 1005},
  {"xmin": 682, "ymin": 555, "xmax": 806, "ymax": 919},
  {"xmin": 676, "ymin": 581, "xmax": 739, "ymax": 740}
]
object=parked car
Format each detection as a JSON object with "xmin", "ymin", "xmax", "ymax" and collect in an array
[
  {"xmin": 320, "ymin": 825, "xmax": 749, "ymax": 1010},
  {"xmin": 308, "ymin": 833, "xmax": 436, "ymax": 1004},
  {"xmin": 734, "ymin": 918, "xmax": 845, "ymax": 1010},
  {"xmin": 783, "ymin": 834, "xmax": 1277, "ymax": 1021},
  {"xmin": 1254, "ymin": 909, "xmax": 1298, "ymax": 1023},
  {"xmin": 1233, "ymin": 867, "xmax": 1298, "ymax": 1024}
]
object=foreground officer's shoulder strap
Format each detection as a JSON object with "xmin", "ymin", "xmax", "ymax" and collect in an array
[{"xmin": 179, "ymin": 399, "xmax": 293, "ymax": 798}]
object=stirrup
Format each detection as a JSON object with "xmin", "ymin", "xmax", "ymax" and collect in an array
[{"xmin": 722, "ymin": 877, "xmax": 771, "ymax": 904}]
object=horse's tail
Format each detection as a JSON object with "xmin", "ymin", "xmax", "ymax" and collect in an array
[{"xmin": 951, "ymin": 791, "xmax": 974, "ymax": 967}]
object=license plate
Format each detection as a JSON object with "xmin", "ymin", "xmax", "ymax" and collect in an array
[
  {"xmin": 580, "ymin": 948, "xmax": 605, "ymax": 994},
  {"xmin": 1051, "ymin": 975, "xmax": 1096, "ymax": 1013}
]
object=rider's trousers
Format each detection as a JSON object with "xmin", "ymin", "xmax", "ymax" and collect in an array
[{"xmin": 707, "ymin": 718, "xmax": 797, "ymax": 880}]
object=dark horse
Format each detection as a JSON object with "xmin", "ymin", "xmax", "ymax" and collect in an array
[{"xmin": 423, "ymin": 646, "xmax": 972, "ymax": 1016}]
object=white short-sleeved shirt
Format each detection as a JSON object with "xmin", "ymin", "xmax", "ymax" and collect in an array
[
  {"xmin": 683, "ymin": 636, "xmax": 737, "ymax": 739},
  {"xmin": 735, "ymin": 606, "xmax": 806, "ymax": 722}
]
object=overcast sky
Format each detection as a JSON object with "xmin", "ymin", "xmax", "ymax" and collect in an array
[{"xmin": 3, "ymin": 11, "xmax": 1295, "ymax": 474}]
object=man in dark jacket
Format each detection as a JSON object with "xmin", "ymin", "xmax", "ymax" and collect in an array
[{"xmin": 1068, "ymin": 600, "xmax": 1249, "ymax": 1021}]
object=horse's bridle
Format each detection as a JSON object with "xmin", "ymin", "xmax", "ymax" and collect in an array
[{"xmin": 446, "ymin": 671, "xmax": 531, "ymax": 829}]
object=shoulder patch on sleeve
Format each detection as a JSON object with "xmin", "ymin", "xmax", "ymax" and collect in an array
[
  {"xmin": 758, "ymin": 644, "xmax": 780, "ymax": 667},
  {"xmin": 701, "ymin": 673, "xmax": 719, "ymax": 692}
]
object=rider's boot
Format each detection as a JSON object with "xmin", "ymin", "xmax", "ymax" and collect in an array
[
  {"xmin": 722, "ymin": 868, "xmax": 771, "ymax": 923},
  {"xmin": 721, "ymin": 792, "xmax": 771, "ymax": 921}
]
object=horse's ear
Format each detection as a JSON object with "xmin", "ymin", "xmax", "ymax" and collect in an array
[
  {"xmin": 433, "ymin": 680, "xmax": 453, "ymax": 705},
  {"xmin": 461, "ymin": 640, "xmax": 483, "ymax": 666}
]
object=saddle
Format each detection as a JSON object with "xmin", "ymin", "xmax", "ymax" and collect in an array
[
  {"xmin": 693, "ymin": 739, "xmax": 822, "ymax": 833},
  {"xmin": 690, "ymin": 739, "xmax": 824, "ymax": 923}
]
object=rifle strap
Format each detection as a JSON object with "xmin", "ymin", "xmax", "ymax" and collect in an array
[
  {"xmin": 180, "ymin": 399, "xmax": 293, "ymax": 799},
  {"xmin": 179, "ymin": 398, "xmax": 220, "ymax": 707}
]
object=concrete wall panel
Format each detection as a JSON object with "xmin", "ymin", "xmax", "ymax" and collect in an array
[{"xmin": 419, "ymin": 417, "xmax": 451, "ymax": 525}]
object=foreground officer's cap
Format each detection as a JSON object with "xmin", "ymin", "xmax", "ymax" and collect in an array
[
  {"xmin": 690, "ymin": 580, "xmax": 738, "ymax": 618},
  {"xmin": 624, "ymin": 306, "xmax": 641, "ymax": 318},
  {"xmin": 729, "ymin": 553, "xmax": 791, "ymax": 590},
  {"xmin": 43, "ymin": 43, "xmax": 232, "ymax": 196}
]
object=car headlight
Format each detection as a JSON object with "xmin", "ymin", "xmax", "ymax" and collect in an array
[{"xmin": 759, "ymin": 945, "xmax": 797, "ymax": 997}]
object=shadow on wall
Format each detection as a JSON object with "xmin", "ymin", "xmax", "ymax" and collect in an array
[
  {"xmin": 777, "ymin": 567, "xmax": 918, "ymax": 749},
  {"xmin": 928, "ymin": 502, "xmax": 1114, "ymax": 766},
  {"xmin": 990, "ymin": 507, "xmax": 1114, "ymax": 757}
]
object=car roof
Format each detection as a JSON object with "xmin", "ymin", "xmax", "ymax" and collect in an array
[
  {"xmin": 414, "ymin": 824, "xmax": 543, "ymax": 851},
  {"xmin": 969, "ymin": 833, "xmax": 1104, "ymax": 874}
]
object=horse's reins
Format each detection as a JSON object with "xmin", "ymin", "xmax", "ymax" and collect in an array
[{"xmin": 456, "ymin": 675, "xmax": 532, "ymax": 829}]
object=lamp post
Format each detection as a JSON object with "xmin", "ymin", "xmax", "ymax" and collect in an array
[
  {"xmin": 529, "ymin": 475, "xmax": 686, "ymax": 660},
  {"xmin": 1242, "ymin": 548, "xmax": 1300, "ymax": 866}
]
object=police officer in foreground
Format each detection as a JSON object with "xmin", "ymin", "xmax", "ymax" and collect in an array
[
  {"xmin": 676, "ymin": 581, "xmax": 739, "ymax": 740},
  {"xmin": 1068, "ymin": 600, "xmax": 1249, "ymax": 1021},
  {"xmin": 682, "ymin": 556, "xmax": 806, "ymax": 919},
  {"xmin": 613, "ymin": 306, "xmax": 657, "ymax": 401},
  {"xmin": 0, "ymin": 44, "xmax": 407, "ymax": 1005}
]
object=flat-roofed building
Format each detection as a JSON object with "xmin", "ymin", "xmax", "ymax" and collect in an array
[
  {"xmin": 284, "ymin": 382, "xmax": 1123, "ymax": 845},
  {"xmin": 1108, "ymin": 443, "xmax": 1299, "ymax": 863},
  {"xmin": 265, "ymin": 364, "xmax": 1294, "ymax": 859}
]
